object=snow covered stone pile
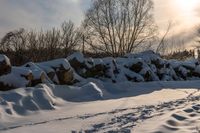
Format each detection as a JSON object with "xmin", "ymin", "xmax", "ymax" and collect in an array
[
  {"xmin": 68, "ymin": 51, "xmax": 200, "ymax": 83},
  {"xmin": 1, "ymin": 50, "xmax": 200, "ymax": 90},
  {"xmin": 0, "ymin": 56, "xmax": 74, "ymax": 90}
]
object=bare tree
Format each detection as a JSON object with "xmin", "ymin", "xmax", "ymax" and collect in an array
[
  {"xmin": 156, "ymin": 22, "xmax": 188, "ymax": 55},
  {"xmin": 0, "ymin": 28, "xmax": 27, "ymax": 52},
  {"xmin": 196, "ymin": 27, "xmax": 200, "ymax": 45},
  {"xmin": 0, "ymin": 29, "xmax": 29, "ymax": 65},
  {"xmin": 83, "ymin": 0, "xmax": 157, "ymax": 56},
  {"xmin": 0, "ymin": 20, "xmax": 83, "ymax": 65},
  {"xmin": 45, "ymin": 28, "xmax": 61, "ymax": 60},
  {"xmin": 80, "ymin": 21, "xmax": 98, "ymax": 54},
  {"xmin": 156, "ymin": 22, "xmax": 172, "ymax": 54},
  {"xmin": 61, "ymin": 21, "xmax": 82, "ymax": 56},
  {"xmin": 193, "ymin": 26, "xmax": 200, "ymax": 59}
]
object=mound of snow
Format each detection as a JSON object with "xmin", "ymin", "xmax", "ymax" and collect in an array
[
  {"xmin": 37, "ymin": 58, "xmax": 71, "ymax": 71},
  {"xmin": 67, "ymin": 52, "xmax": 85, "ymax": 63},
  {"xmin": 0, "ymin": 67, "xmax": 32, "ymax": 88},
  {"xmin": 50, "ymin": 82, "xmax": 103, "ymax": 102},
  {"xmin": 0, "ymin": 85, "xmax": 56, "ymax": 116},
  {"xmin": 125, "ymin": 50, "xmax": 161, "ymax": 63},
  {"xmin": 0, "ymin": 82, "xmax": 103, "ymax": 117}
]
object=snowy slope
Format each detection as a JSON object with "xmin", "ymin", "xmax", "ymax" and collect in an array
[{"xmin": 0, "ymin": 81, "xmax": 200, "ymax": 132}]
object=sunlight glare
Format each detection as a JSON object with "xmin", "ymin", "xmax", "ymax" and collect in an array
[
  {"xmin": 175, "ymin": 0, "xmax": 199, "ymax": 11},
  {"xmin": 173, "ymin": 0, "xmax": 200, "ymax": 26}
]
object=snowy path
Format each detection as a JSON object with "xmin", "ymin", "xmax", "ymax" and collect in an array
[
  {"xmin": 135, "ymin": 103, "xmax": 200, "ymax": 133},
  {"xmin": 77, "ymin": 90, "xmax": 200, "ymax": 132}
]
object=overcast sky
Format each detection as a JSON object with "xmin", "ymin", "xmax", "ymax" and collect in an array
[
  {"xmin": 0, "ymin": 0, "xmax": 90, "ymax": 36},
  {"xmin": 0, "ymin": 0, "xmax": 200, "ymax": 47}
]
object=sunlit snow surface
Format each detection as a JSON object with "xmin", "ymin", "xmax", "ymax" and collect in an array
[{"xmin": 0, "ymin": 80, "xmax": 200, "ymax": 133}]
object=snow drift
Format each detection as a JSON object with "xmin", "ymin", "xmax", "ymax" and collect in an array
[{"xmin": 0, "ymin": 82, "xmax": 103, "ymax": 117}]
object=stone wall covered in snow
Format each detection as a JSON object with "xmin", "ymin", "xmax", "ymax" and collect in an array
[{"xmin": 1, "ymin": 50, "xmax": 200, "ymax": 90}]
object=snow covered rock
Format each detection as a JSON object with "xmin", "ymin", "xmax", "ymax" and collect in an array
[
  {"xmin": 0, "ymin": 67, "xmax": 33, "ymax": 90},
  {"xmin": 0, "ymin": 55, "xmax": 11, "ymax": 76},
  {"xmin": 67, "ymin": 52, "xmax": 85, "ymax": 71},
  {"xmin": 151, "ymin": 58, "xmax": 165, "ymax": 70},
  {"xmin": 24, "ymin": 62, "xmax": 53, "ymax": 86},
  {"xmin": 103, "ymin": 57, "xmax": 119, "ymax": 82},
  {"xmin": 83, "ymin": 58, "xmax": 106, "ymax": 78},
  {"xmin": 124, "ymin": 58, "xmax": 144, "ymax": 72},
  {"xmin": 125, "ymin": 50, "xmax": 161, "ymax": 64},
  {"xmin": 182, "ymin": 59, "xmax": 198, "ymax": 70},
  {"xmin": 56, "ymin": 66, "xmax": 74, "ymax": 85},
  {"xmin": 37, "ymin": 59, "xmax": 74, "ymax": 85},
  {"xmin": 194, "ymin": 65, "xmax": 200, "ymax": 76}
]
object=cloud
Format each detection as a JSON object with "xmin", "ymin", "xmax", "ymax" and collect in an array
[
  {"xmin": 153, "ymin": 0, "xmax": 200, "ymax": 49},
  {"xmin": 0, "ymin": 0, "xmax": 89, "ymax": 37}
]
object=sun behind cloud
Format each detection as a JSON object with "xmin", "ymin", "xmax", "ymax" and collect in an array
[
  {"xmin": 175, "ymin": 0, "xmax": 199, "ymax": 12},
  {"xmin": 171, "ymin": 0, "xmax": 200, "ymax": 27}
]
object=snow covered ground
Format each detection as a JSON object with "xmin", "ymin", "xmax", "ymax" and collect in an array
[{"xmin": 0, "ymin": 80, "xmax": 200, "ymax": 133}]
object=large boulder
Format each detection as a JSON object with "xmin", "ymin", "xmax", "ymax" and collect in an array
[
  {"xmin": 129, "ymin": 61, "xmax": 143, "ymax": 73},
  {"xmin": 24, "ymin": 62, "xmax": 52, "ymax": 86},
  {"xmin": 151, "ymin": 59, "xmax": 165, "ymax": 69},
  {"xmin": 67, "ymin": 52, "xmax": 85, "ymax": 71},
  {"xmin": 36, "ymin": 63, "xmax": 57, "ymax": 83},
  {"xmin": 124, "ymin": 58, "xmax": 144, "ymax": 73},
  {"xmin": 103, "ymin": 57, "xmax": 119, "ymax": 82},
  {"xmin": 37, "ymin": 59, "xmax": 74, "ymax": 85},
  {"xmin": 174, "ymin": 66, "xmax": 189, "ymax": 80},
  {"xmin": 56, "ymin": 65, "xmax": 74, "ymax": 85},
  {"xmin": 83, "ymin": 58, "xmax": 106, "ymax": 78}
]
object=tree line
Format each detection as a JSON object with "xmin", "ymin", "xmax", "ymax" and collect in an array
[{"xmin": 0, "ymin": 21, "xmax": 82, "ymax": 65}]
